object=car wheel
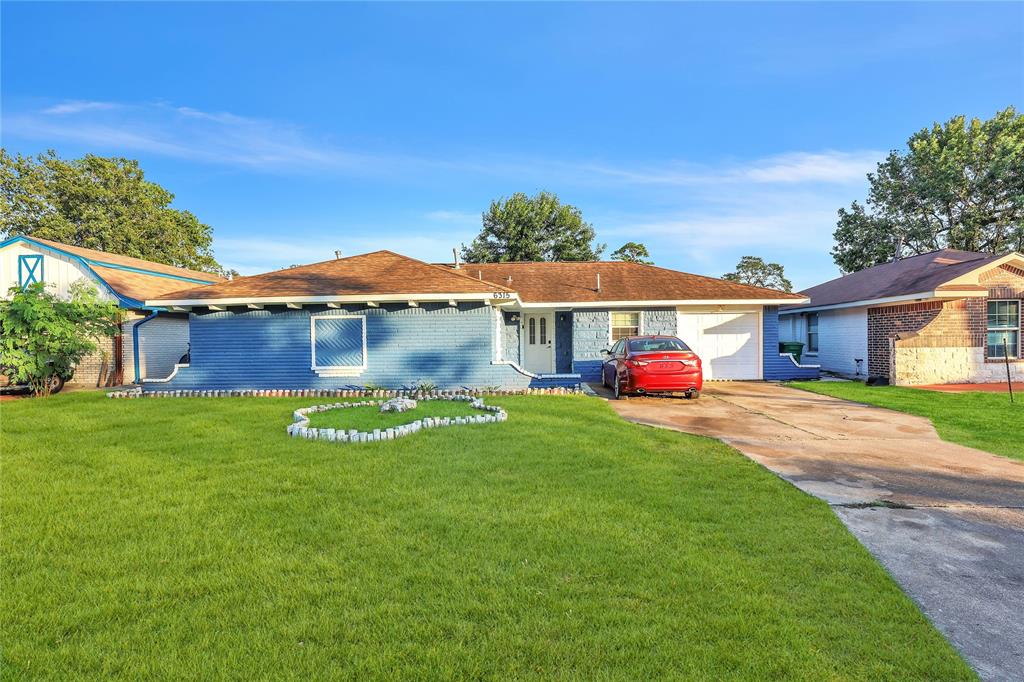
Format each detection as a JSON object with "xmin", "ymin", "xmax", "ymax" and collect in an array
[
  {"xmin": 686, "ymin": 389, "xmax": 700, "ymax": 400},
  {"xmin": 46, "ymin": 374, "xmax": 65, "ymax": 394},
  {"xmin": 601, "ymin": 366, "xmax": 609, "ymax": 388}
]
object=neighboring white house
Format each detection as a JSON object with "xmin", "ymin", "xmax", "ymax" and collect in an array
[
  {"xmin": 780, "ymin": 249, "xmax": 1024, "ymax": 385},
  {"xmin": 0, "ymin": 236, "xmax": 223, "ymax": 386}
]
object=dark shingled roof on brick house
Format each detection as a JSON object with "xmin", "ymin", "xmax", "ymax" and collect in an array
[{"xmin": 784, "ymin": 249, "xmax": 1008, "ymax": 311}]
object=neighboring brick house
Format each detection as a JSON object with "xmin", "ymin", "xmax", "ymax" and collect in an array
[
  {"xmin": 141, "ymin": 251, "xmax": 818, "ymax": 392},
  {"xmin": 0, "ymin": 236, "xmax": 224, "ymax": 387},
  {"xmin": 780, "ymin": 249, "xmax": 1024, "ymax": 385}
]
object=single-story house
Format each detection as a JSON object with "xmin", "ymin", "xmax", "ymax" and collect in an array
[
  {"xmin": 779, "ymin": 249, "xmax": 1024, "ymax": 385},
  {"xmin": 142, "ymin": 250, "xmax": 818, "ymax": 391},
  {"xmin": 0, "ymin": 235, "xmax": 225, "ymax": 386}
]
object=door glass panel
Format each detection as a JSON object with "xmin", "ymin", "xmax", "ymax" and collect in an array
[
  {"xmin": 528, "ymin": 317, "xmax": 536, "ymax": 344},
  {"xmin": 540, "ymin": 317, "xmax": 547, "ymax": 344}
]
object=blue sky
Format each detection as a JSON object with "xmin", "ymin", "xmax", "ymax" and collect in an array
[{"xmin": 2, "ymin": 2, "xmax": 1021, "ymax": 288}]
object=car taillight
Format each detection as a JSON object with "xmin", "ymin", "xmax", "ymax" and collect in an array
[
  {"xmin": 626, "ymin": 359, "xmax": 649, "ymax": 367},
  {"xmin": 681, "ymin": 359, "xmax": 698, "ymax": 367}
]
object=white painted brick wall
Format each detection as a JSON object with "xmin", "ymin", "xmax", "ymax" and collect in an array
[
  {"xmin": 813, "ymin": 308, "xmax": 868, "ymax": 377},
  {"xmin": 895, "ymin": 346, "xmax": 1024, "ymax": 385},
  {"xmin": 780, "ymin": 308, "xmax": 867, "ymax": 377}
]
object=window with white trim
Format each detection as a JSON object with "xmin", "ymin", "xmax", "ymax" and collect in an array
[
  {"xmin": 610, "ymin": 311, "xmax": 640, "ymax": 342},
  {"xmin": 987, "ymin": 300, "xmax": 1020, "ymax": 359},
  {"xmin": 805, "ymin": 312, "xmax": 819, "ymax": 354},
  {"xmin": 311, "ymin": 315, "xmax": 367, "ymax": 371}
]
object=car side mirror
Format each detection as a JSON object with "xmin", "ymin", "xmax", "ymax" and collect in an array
[{"xmin": 600, "ymin": 349, "xmax": 610, "ymax": 355}]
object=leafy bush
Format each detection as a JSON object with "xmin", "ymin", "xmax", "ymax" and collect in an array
[{"xmin": 0, "ymin": 282, "xmax": 120, "ymax": 395}]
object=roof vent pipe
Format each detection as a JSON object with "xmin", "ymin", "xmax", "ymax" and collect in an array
[
  {"xmin": 334, "ymin": 250, "xmax": 342, "ymax": 260},
  {"xmin": 452, "ymin": 248, "xmax": 460, "ymax": 269},
  {"xmin": 596, "ymin": 273, "xmax": 601, "ymax": 292},
  {"xmin": 506, "ymin": 275, "xmax": 513, "ymax": 286}
]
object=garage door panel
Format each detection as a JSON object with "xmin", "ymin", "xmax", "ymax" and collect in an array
[{"xmin": 677, "ymin": 311, "xmax": 760, "ymax": 380}]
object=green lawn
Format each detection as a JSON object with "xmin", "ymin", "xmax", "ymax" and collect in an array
[
  {"xmin": 305, "ymin": 398, "xmax": 483, "ymax": 431},
  {"xmin": 1, "ymin": 392, "xmax": 973, "ymax": 679},
  {"xmin": 790, "ymin": 381, "xmax": 1024, "ymax": 461}
]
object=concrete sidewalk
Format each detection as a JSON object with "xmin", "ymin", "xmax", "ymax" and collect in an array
[{"xmin": 603, "ymin": 382, "xmax": 1024, "ymax": 681}]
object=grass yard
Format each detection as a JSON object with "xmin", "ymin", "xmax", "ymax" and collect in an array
[
  {"xmin": 1, "ymin": 392, "xmax": 973, "ymax": 679},
  {"xmin": 790, "ymin": 381, "xmax": 1023, "ymax": 461},
  {"xmin": 305, "ymin": 398, "xmax": 482, "ymax": 431}
]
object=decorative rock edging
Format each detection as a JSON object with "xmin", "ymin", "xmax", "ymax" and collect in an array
[
  {"xmin": 106, "ymin": 386, "xmax": 580, "ymax": 399},
  {"xmin": 287, "ymin": 394, "xmax": 508, "ymax": 444}
]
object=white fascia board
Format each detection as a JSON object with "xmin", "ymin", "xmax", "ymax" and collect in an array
[
  {"xmin": 779, "ymin": 289, "xmax": 987, "ymax": 315},
  {"xmin": 145, "ymin": 292, "xmax": 508, "ymax": 307},
  {"xmin": 940, "ymin": 252, "xmax": 1024, "ymax": 287},
  {"xmin": 517, "ymin": 298, "xmax": 808, "ymax": 309}
]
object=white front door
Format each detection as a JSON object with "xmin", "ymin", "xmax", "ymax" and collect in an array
[
  {"xmin": 523, "ymin": 312, "xmax": 554, "ymax": 374},
  {"xmin": 677, "ymin": 310, "xmax": 761, "ymax": 380}
]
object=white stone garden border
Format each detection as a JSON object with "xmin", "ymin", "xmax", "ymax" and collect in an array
[
  {"xmin": 287, "ymin": 394, "xmax": 507, "ymax": 444},
  {"xmin": 107, "ymin": 386, "xmax": 578, "ymax": 399}
]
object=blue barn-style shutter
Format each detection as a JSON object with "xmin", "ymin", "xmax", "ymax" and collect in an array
[
  {"xmin": 18, "ymin": 254, "xmax": 44, "ymax": 287},
  {"xmin": 313, "ymin": 316, "xmax": 365, "ymax": 368}
]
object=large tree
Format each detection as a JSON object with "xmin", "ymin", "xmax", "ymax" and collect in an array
[
  {"xmin": 832, "ymin": 107, "xmax": 1024, "ymax": 273},
  {"xmin": 610, "ymin": 241, "xmax": 653, "ymax": 264},
  {"xmin": 722, "ymin": 256, "xmax": 793, "ymax": 292},
  {"xmin": 462, "ymin": 191, "xmax": 605, "ymax": 262},
  {"xmin": 1, "ymin": 150, "xmax": 225, "ymax": 274}
]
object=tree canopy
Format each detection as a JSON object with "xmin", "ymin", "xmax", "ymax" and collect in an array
[
  {"xmin": 610, "ymin": 241, "xmax": 653, "ymax": 264},
  {"xmin": 461, "ymin": 191, "xmax": 605, "ymax": 263},
  {"xmin": 0, "ymin": 281, "xmax": 120, "ymax": 395},
  {"xmin": 832, "ymin": 107, "xmax": 1024, "ymax": 273},
  {"xmin": 722, "ymin": 256, "xmax": 793, "ymax": 292},
  {"xmin": 1, "ymin": 150, "xmax": 225, "ymax": 274}
]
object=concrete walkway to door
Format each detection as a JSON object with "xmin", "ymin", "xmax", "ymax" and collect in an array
[{"xmin": 603, "ymin": 382, "xmax": 1024, "ymax": 682}]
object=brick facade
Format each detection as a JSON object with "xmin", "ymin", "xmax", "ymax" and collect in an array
[{"xmin": 867, "ymin": 264, "xmax": 1024, "ymax": 382}]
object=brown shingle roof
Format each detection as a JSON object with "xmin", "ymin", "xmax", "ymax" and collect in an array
[
  {"xmin": 30, "ymin": 236, "xmax": 225, "ymax": 283},
  {"xmin": 451, "ymin": 261, "xmax": 805, "ymax": 303},
  {"xmin": 152, "ymin": 250, "xmax": 513, "ymax": 302},
  {"xmin": 785, "ymin": 249, "xmax": 1006, "ymax": 310},
  {"xmin": 88, "ymin": 266, "xmax": 219, "ymax": 302}
]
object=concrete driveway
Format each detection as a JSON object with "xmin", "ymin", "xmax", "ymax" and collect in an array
[{"xmin": 604, "ymin": 381, "xmax": 1024, "ymax": 682}]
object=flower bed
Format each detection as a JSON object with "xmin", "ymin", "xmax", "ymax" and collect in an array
[{"xmin": 287, "ymin": 394, "xmax": 508, "ymax": 444}]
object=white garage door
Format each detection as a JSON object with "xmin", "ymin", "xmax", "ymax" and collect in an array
[{"xmin": 677, "ymin": 310, "xmax": 761, "ymax": 380}]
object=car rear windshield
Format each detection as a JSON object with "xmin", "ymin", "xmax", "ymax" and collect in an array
[{"xmin": 628, "ymin": 338, "xmax": 691, "ymax": 352}]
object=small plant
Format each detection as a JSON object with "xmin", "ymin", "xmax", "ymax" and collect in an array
[
  {"xmin": 0, "ymin": 282, "xmax": 120, "ymax": 395},
  {"xmin": 413, "ymin": 379, "xmax": 438, "ymax": 393},
  {"xmin": 362, "ymin": 382, "xmax": 387, "ymax": 391}
]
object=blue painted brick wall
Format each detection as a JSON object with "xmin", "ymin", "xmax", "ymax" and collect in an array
[
  {"xmin": 555, "ymin": 311, "xmax": 574, "ymax": 373},
  {"xmin": 642, "ymin": 308, "xmax": 676, "ymax": 336},
  {"xmin": 501, "ymin": 311, "xmax": 521, "ymax": 365},
  {"xmin": 763, "ymin": 306, "xmax": 819, "ymax": 380},
  {"xmin": 158, "ymin": 303, "xmax": 539, "ymax": 391},
  {"xmin": 571, "ymin": 309, "xmax": 610, "ymax": 381}
]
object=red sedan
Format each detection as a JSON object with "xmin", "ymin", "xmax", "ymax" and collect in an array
[{"xmin": 601, "ymin": 335, "xmax": 703, "ymax": 399}]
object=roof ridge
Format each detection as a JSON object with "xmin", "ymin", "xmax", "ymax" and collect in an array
[{"xmin": 380, "ymin": 251, "xmax": 515, "ymax": 292}]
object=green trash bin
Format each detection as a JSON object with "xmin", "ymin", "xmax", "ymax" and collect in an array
[{"xmin": 779, "ymin": 341, "xmax": 805, "ymax": 363}]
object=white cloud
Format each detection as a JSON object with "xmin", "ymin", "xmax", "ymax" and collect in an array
[
  {"xmin": 42, "ymin": 100, "xmax": 121, "ymax": 115},
  {"xmin": 8, "ymin": 99, "xmax": 883, "ymax": 188},
  {"xmin": 741, "ymin": 151, "xmax": 880, "ymax": 184},
  {"xmin": 7, "ymin": 101, "xmax": 369, "ymax": 171},
  {"xmin": 424, "ymin": 210, "xmax": 481, "ymax": 227}
]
